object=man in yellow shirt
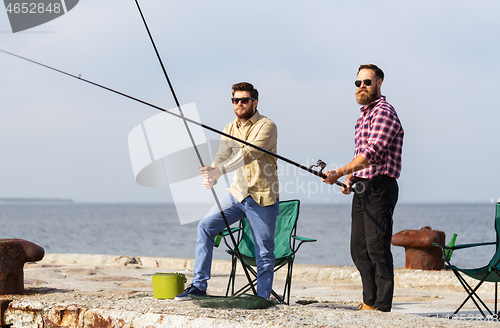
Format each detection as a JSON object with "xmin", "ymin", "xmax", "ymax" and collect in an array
[{"xmin": 176, "ymin": 82, "xmax": 279, "ymax": 301}]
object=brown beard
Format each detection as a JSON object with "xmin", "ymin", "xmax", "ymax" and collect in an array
[
  {"xmin": 236, "ymin": 110, "xmax": 254, "ymax": 121},
  {"xmin": 234, "ymin": 105, "xmax": 255, "ymax": 122},
  {"xmin": 356, "ymin": 88, "xmax": 378, "ymax": 105}
]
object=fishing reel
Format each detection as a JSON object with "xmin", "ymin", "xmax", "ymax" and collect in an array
[
  {"xmin": 308, "ymin": 159, "xmax": 351, "ymax": 191},
  {"xmin": 309, "ymin": 159, "xmax": 327, "ymax": 174}
]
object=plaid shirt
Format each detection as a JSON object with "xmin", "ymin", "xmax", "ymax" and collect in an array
[{"xmin": 352, "ymin": 96, "xmax": 403, "ymax": 179}]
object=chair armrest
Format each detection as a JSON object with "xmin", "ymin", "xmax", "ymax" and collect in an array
[
  {"xmin": 216, "ymin": 227, "xmax": 243, "ymax": 249},
  {"xmin": 293, "ymin": 236, "xmax": 317, "ymax": 242},
  {"xmin": 290, "ymin": 235, "xmax": 317, "ymax": 256},
  {"xmin": 432, "ymin": 241, "xmax": 495, "ymax": 250},
  {"xmin": 432, "ymin": 241, "xmax": 496, "ymax": 265},
  {"xmin": 221, "ymin": 227, "xmax": 242, "ymax": 236}
]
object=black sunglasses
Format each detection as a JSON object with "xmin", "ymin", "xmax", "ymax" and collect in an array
[
  {"xmin": 355, "ymin": 79, "xmax": 373, "ymax": 87},
  {"xmin": 231, "ymin": 97, "xmax": 255, "ymax": 105}
]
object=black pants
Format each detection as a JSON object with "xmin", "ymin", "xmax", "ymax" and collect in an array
[{"xmin": 350, "ymin": 176, "xmax": 399, "ymax": 312}]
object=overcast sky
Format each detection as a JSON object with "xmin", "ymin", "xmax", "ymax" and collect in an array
[{"xmin": 1, "ymin": 0, "xmax": 499, "ymax": 204}]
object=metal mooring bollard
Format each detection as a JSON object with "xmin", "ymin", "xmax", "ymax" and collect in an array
[
  {"xmin": 0, "ymin": 239, "xmax": 45, "ymax": 294},
  {"xmin": 391, "ymin": 226, "xmax": 445, "ymax": 270}
]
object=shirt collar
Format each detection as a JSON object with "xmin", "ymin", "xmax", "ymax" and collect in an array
[{"xmin": 360, "ymin": 95, "xmax": 386, "ymax": 113}]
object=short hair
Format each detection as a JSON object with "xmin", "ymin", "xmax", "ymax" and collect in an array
[
  {"xmin": 232, "ymin": 82, "xmax": 259, "ymax": 100},
  {"xmin": 358, "ymin": 64, "xmax": 384, "ymax": 81}
]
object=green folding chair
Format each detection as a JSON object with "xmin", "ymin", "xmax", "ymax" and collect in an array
[
  {"xmin": 433, "ymin": 202, "xmax": 500, "ymax": 318},
  {"xmin": 218, "ymin": 199, "xmax": 316, "ymax": 304}
]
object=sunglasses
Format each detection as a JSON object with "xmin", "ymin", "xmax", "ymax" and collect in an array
[
  {"xmin": 231, "ymin": 97, "xmax": 255, "ymax": 105},
  {"xmin": 355, "ymin": 79, "xmax": 373, "ymax": 87}
]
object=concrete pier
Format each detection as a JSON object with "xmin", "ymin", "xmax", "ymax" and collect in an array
[{"xmin": 0, "ymin": 254, "xmax": 496, "ymax": 327}]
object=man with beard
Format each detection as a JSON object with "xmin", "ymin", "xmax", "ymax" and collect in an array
[
  {"xmin": 176, "ymin": 82, "xmax": 279, "ymax": 301},
  {"xmin": 322, "ymin": 64, "xmax": 403, "ymax": 312}
]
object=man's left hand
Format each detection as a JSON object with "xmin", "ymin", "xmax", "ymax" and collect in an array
[
  {"xmin": 199, "ymin": 166, "xmax": 221, "ymax": 189},
  {"xmin": 322, "ymin": 170, "xmax": 342, "ymax": 185}
]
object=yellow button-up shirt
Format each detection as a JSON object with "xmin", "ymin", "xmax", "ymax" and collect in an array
[{"xmin": 212, "ymin": 111, "xmax": 279, "ymax": 206}]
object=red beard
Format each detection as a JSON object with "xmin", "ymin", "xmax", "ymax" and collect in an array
[{"xmin": 356, "ymin": 88, "xmax": 378, "ymax": 105}]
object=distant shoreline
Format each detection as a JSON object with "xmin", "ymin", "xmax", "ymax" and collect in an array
[
  {"xmin": 0, "ymin": 200, "xmax": 496, "ymax": 205},
  {"xmin": 0, "ymin": 197, "xmax": 74, "ymax": 204}
]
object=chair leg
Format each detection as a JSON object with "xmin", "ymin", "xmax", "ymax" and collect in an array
[
  {"xmin": 281, "ymin": 261, "xmax": 293, "ymax": 305},
  {"xmin": 229, "ymin": 264, "xmax": 286, "ymax": 303},
  {"xmin": 285, "ymin": 260, "xmax": 294, "ymax": 305},
  {"xmin": 496, "ymin": 282, "xmax": 498, "ymax": 316},
  {"xmin": 271, "ymin": 289, "xmax": 284, "ymax": 303},
  {"xmin": 454, "ymin": 272, "xmax": 487, "ymax": 317},
  {"xmin": 233, "ymin": 277, "xmax": 286, "ymax": 303},
  {"xmin": 452, "ymin": 269, "xmax": 493, "ymax": 317},
  {"xmin": 232, "ymin": 265, "xmax": 258, "ymax": 296},
  {"xmin": 234, "ymin": 277, "xmax": 258, "ymax": 295},
  {"xmin": 226, "ymin": 258, "xmax": 295, "ymax": 304},
  {"xmin": 282, "ymin": 264, "xmax": 289, "ymax": 305},
  {"xmin": 226, "ymin": 256, "xmax": 238, "ymax": 297}
]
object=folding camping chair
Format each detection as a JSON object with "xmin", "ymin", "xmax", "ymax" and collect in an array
[
  {"xmin": 433, "ymin": 202, "xmax": 500, "ymax": 318},
  {"xmin": 218, "ymin": 199, "xmax": 316, "ymax": 304}
]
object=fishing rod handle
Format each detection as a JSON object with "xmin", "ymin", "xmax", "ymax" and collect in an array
[
  {"xmin": 335, "ymin": 181, "xmax": 348, "ymax": 189},
  {"xmin": 310, "ymin": 169, "xmax": 348, "ymax": 189}
]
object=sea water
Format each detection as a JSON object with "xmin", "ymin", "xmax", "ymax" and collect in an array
[{"xmin": 0, "ymin": 202, "xmax": 496, "ymax": 269}]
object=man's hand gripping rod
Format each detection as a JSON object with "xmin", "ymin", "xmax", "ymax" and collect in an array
[{"xmin": 309, "ymin": 159, "xmax": 347, "ymax": 189}]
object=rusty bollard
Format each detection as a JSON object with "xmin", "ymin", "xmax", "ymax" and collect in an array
[
  {"xmin": 0, "ymin": 239, "xmax": 44, "ymax": 294},
  {"xmin": 391, "ymin": 226, "xmax": 445, "ymax": 270}
]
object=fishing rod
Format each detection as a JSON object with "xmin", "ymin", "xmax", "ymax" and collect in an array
[
  {"xmin": 131, "ymin": 0, "xmax": 259, "ymax": 296},
  {"xmin": 0, "ymin": 48, "xmax": 346, "ymax": 189}
]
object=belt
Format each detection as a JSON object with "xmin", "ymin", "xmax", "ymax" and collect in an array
[{"xmin": 352, "ymin": 175, "xmax": 395, "ymax": 182}]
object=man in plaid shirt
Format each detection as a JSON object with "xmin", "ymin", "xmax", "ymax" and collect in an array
[{"xmin": 323, "ymin": 64, "xmax": 403, "ymax": 312}]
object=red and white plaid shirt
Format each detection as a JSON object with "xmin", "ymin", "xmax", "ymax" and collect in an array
[{"xmin": 352, "ymin": 96, "xmax": 403, "ymax": 179}]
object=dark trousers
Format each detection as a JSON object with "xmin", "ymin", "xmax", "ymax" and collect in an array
[{"xmin": 350, "ymin": 176, "xmax": 399, "ymax": 312}]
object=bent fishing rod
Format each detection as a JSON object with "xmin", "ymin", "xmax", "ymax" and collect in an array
[{"xmin": 0, "ymin": 48, "xmax": 346, "ymax": 189}]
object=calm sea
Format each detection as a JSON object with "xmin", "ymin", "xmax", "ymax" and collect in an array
[{"xmin": 0, "ymin": 202, "xmax": 497, "ymax": 269}]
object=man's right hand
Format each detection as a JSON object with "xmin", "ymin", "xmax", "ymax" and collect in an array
[
  {"xmin": 199, "ymin": 166, "xmax": 221, "ymax": 189},
  {"xmin": 340, "ymin": 175, "xmax": 354, "ymax": 195}
]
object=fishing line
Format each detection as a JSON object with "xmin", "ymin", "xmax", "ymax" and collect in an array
[
  {"xmin": 0, "ymin": 48, "xmax": 346, "ymax": 189},
  {"xmin": 1, "ymin": 46, "xmax": 354, "ymax": 297}
]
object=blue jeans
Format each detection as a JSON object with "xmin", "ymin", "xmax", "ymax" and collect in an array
[{"xmin": 192, "ymin": 194, "xmax": 279, "ymax": 299}]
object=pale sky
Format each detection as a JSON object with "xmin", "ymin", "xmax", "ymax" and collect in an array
[{"xmin": 1, "ymin": 0, "xmax": 499, "ymax": 204}]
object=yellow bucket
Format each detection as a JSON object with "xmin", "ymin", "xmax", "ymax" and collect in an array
[{"xmin": 152, "ymin": 272, "xmax": 187, "ymax": 299}]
